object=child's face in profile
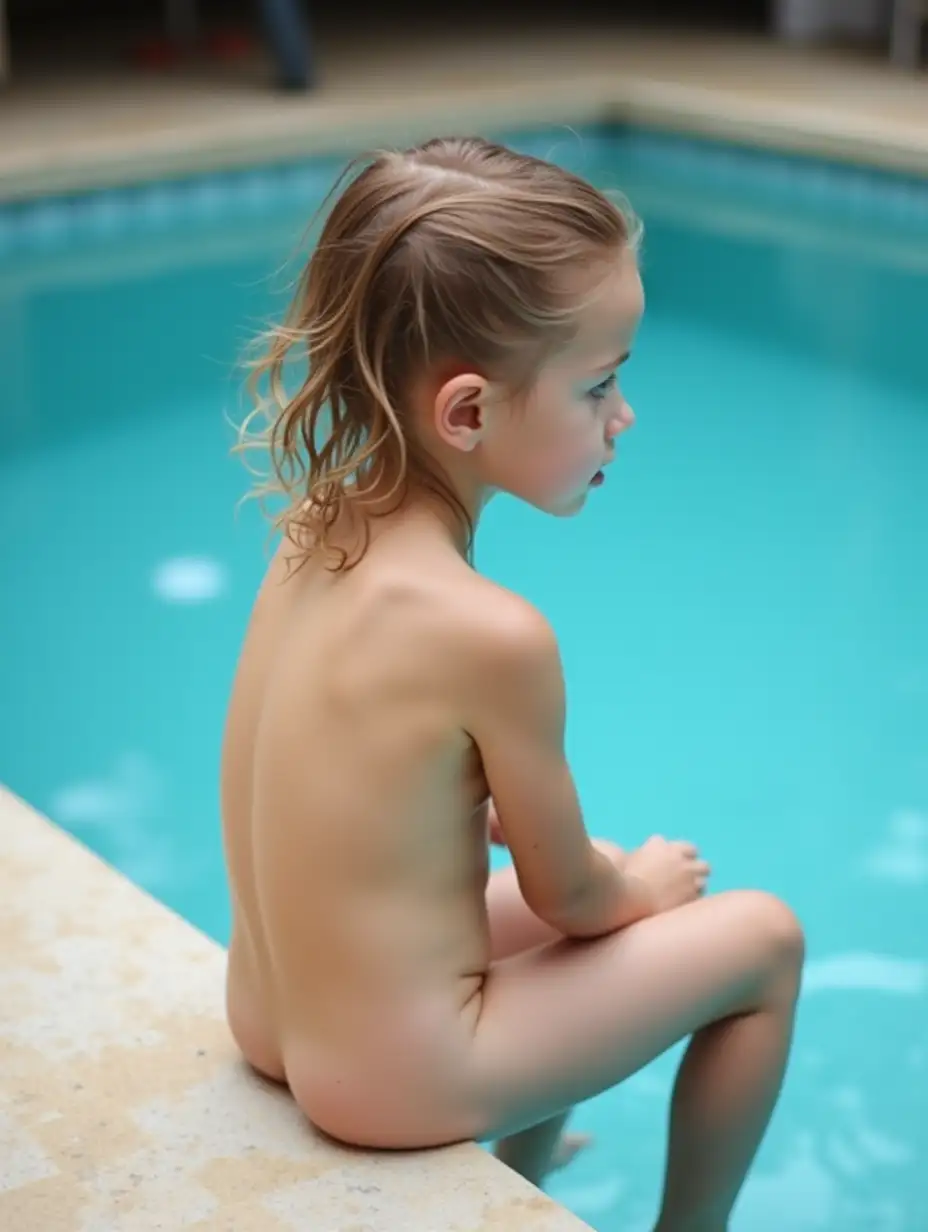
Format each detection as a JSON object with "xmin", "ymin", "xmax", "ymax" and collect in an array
[{"xmin": 494, "ymin": 249, "xmax": 643, "ymax": 517}]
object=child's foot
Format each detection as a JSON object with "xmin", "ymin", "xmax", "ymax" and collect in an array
[{"xmin": 549, "ymin": 1132, "xmax": 593, "ymax": 1175}]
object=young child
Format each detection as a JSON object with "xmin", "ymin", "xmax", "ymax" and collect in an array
[{"xmin": 221, "ymin": 136, "xmax": 804, "ymax": 1228}]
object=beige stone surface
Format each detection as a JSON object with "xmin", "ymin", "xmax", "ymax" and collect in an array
[
  {"xmin": 0, "ymin": 787, "xmax": 592, "ymax": 1231},
  {"xmin": 0, "ymin": 29, "xmax": 926, "ymax": 202}
]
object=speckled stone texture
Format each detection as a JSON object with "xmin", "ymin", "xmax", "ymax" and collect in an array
[{"xmin": 0, "ymin": 787, "xmax": 592, "ymax": 1231}]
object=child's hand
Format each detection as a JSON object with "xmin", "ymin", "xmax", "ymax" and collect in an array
[
  {"xmin": 623, "ymin": 836, "xmax": 710, "ymax": 913},
  {"xmin": 591, "ymin": 838, "xmax": 627, "ymax": 867}
]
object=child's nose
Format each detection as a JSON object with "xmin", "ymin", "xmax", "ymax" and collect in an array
[{"xmin": 607, "ymin": 402, "xmax": 635, "ymax": 438}]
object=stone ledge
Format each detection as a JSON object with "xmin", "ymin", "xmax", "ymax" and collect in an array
[
  {"xmin": 2, "ymin": 31, "xmax": 928, "ymax": 204},
  {"xmin": 0, "ymin": 786, "xmax": 592, "ymax": 1231}
]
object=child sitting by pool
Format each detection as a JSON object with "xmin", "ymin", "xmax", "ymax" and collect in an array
[{"xmin": 221, "ymin": 135, "xmax": 804, "ymax": 1228}]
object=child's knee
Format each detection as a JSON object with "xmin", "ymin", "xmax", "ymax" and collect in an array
[{"xmin": 737, "ymin": 890, "xmax": 805, "ymax": 1000}]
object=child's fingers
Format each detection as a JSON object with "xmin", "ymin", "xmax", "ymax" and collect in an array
[{"xmin": 673, "ymin": 840, "xmax": 701, "ymax": 858}]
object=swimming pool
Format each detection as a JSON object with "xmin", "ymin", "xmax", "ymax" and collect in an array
[{"xmin": 1, "ymin": 128, "xmax": 926, "ymax": 1231}]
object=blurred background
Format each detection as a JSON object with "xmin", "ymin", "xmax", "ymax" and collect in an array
[{"xmin": 0, "ymin": 1, "xmax": 923, "ymax": 91}]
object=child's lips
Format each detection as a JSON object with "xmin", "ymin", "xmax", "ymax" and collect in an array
[{"xmin": 590, "ymin": 469, "xmax": 605, "ymax": 487}]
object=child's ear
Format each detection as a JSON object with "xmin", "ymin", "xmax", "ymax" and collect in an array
[{"xmin": 434, "ymin": 373, "xmax": 489, "ymax": 454}]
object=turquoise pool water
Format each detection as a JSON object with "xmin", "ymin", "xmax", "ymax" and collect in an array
[{"xmin": 2, "ymin": 130, "xmax": 927, "ymax": 1230}]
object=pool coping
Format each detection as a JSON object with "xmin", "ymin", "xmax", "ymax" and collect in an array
[
  {"xmin": 0, "ymin": 785, "xmax": 594, "ymax": 1230},
  {"xmin": 3, "ymin": 64, "xmax": 928, "ymax": 206}
]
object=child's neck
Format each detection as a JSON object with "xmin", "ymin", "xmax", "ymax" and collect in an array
[{"xmin": 351, "ymin": 465, "xmax": 484, "ymax": 562}]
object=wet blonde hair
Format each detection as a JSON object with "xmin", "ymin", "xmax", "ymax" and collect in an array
[{"xmin": 240, "ymin": 135, "xmax": 640, "ymax": 570}]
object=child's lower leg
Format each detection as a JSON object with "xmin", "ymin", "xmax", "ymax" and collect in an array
[
  {"xmin": 653, "ymin": 946, "xmax": 802, "ymax": 1232},
  {"xmin": 494, "ymin": 1111, "xmax": 571, "ymax": 1186}
]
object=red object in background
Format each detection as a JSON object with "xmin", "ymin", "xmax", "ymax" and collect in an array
[
  {"xmin": 205, "ymin": 29, "xmax": 254, "ymax": 60},
  {"xmin": 129, "ymin": 27, "xmax": 254, "ymax": 72},
  {"xmin": 131, "ymin": 38, "xmax": 184, "ymax": 70}
]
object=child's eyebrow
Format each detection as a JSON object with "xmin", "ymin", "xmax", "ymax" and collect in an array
[{"xmin": 593, "ymin": 352, "xmax": 631, "ymax": 374}]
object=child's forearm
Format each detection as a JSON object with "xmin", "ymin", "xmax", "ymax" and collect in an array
[
  {"xmin": 553, "ymin": 849, "xmax": 655, "ymax": 939},
  {"xmin": 606, "ymin": 867, "xmax": 658, "ymax": 931}
]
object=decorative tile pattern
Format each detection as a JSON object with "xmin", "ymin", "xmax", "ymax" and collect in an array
[
  {"xmin": 616, "ymin": 129, "xmax": 928, "ymax": 226},
  {"xmin": 1, "ymin": 127, "xmax": 925, "ymax": 261},
  {"xmin": 0, "ymin": 160, "xmax": 342, "ymax": 257}
]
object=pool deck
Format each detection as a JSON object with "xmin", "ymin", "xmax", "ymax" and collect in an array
[
  {"xmin": 0, "ymin": 27, "xmax": 927, "ymax": 204},
  {"xmin": 1, "ymin": 23, "xmax": 927, "ymax": 1232},
  {"xmin": 0, "ymin": 787, "xmax": 589, "ymax": 1231}
]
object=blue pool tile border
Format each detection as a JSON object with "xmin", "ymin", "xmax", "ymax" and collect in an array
[
  {"xmin": 0, "ymin": 159, "xmax": 344, "ymax": 258},
  {"xmin": 1, "ymin": 126, "xmax": 927, "ymax": 259},
  {"xmin": 614, "ymin": 129, "xmax": 928, "ymax": 227}
]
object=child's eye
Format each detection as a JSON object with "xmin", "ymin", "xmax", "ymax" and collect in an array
[{"xmin": 588, "ymin": 373, "xmax": 617, "ymax": 403}]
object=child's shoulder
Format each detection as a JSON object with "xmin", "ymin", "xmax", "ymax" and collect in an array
[
  {"xmin": 350, "ymin": 552, "xmax": 560, "ymax": 690},
  {"xmin": 437, "ymin": 572, "xmax": 565, "ymax": 734},
  {"xmin": 438, "ymin": 568, "xmax": 560, "ymax": 679}
]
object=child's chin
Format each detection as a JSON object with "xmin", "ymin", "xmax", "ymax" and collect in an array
[
  {"xmin": 518, "ymin": 483, "xmax": 589, "ymax": 518},
  {"xmin": 546, "ymin": 491, "xmax": 589, "ymax": 519}
]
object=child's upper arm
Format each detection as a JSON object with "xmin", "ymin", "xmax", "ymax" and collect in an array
[{"xmin": 465, "ymin": 597, "xmax": 598, "ymax": 926}]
